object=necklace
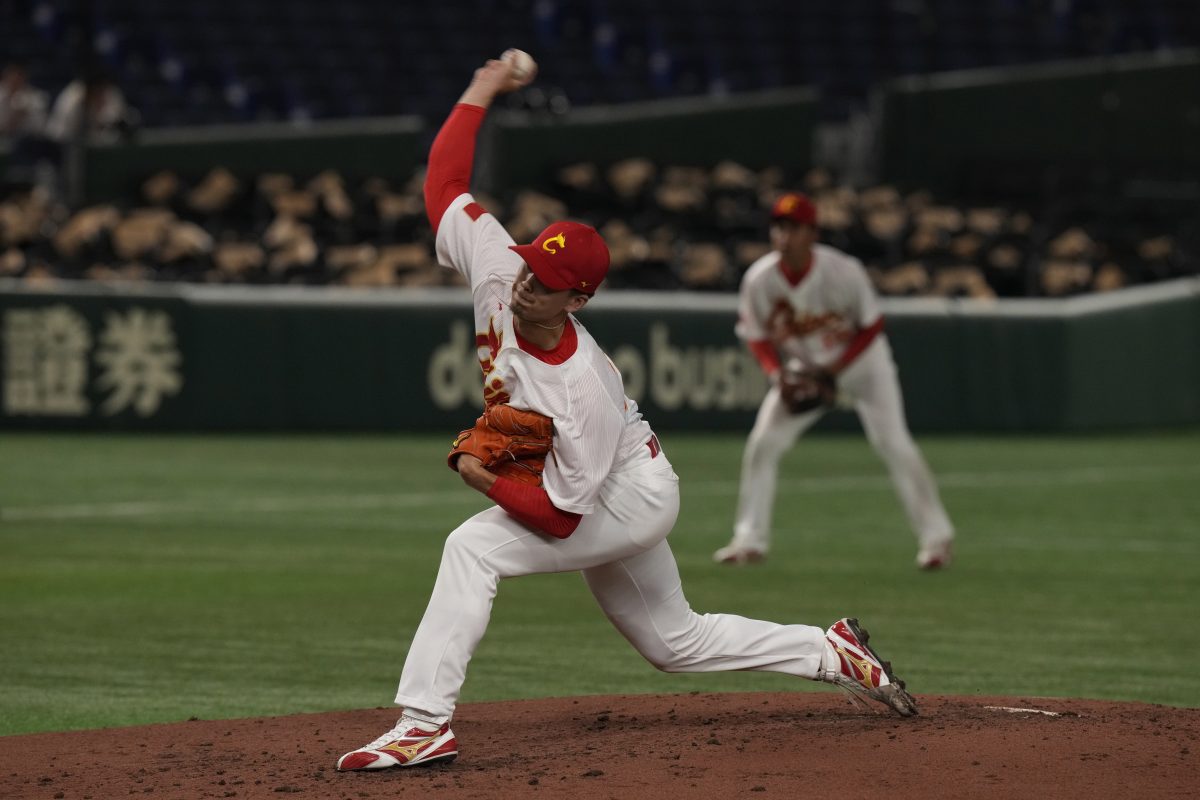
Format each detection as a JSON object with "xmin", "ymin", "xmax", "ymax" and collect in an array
[{"xmin": 522, "ymin": 317, "xmax": 566, "ymax": 331}]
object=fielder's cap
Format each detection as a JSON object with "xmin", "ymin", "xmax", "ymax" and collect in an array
[
  {"xmin": 509, "ymin": 220, "xmax": 610, "ymax": 295},
  {"xmin": 770, "ymin": 192, "xmax": 818, "ymax": 226}
]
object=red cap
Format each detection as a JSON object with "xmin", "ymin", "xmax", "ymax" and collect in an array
[
  {"xmin": 770, "ymin": 192, "xmax": 818, "ymax": 226},
  {"xmin": 509, "ymin": 221, "xmax": 610, "ymax": 295}
]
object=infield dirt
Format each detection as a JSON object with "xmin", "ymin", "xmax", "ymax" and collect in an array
[{"xmin": 2, "ymin": 692, "xmax": 1196, "ymax": 799}]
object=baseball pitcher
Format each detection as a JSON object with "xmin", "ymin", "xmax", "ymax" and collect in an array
[
  {"xmin": 336, "ymin": 60, "xmax": 917, "ymax": 773},
  {"xmin": 714, "ymin": 193, "xmax": 955, "ymax": 569}
]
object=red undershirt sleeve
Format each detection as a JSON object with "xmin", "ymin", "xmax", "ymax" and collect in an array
[
  {"xmin": 424, "ymin": 103, "xmax": 487, "ymax": 233},
  {"xmin": 487, "ymin": 477, "xmax": 583, "ymax": 539},
  {"xmin": 747, "ymin": 339, "xmax": 782, "ymax": 378},
  {"xmin": 834, "ymin": 317, "xmax": 885, "ymax": 373}
]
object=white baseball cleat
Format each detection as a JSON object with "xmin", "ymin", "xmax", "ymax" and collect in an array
[
  {"xmin": 336, "ymin": 715, "xmax": 458, "ymax": 771},
  {"xmin": 712, "ymin": 541, "xmax": 767, "ymax": 565},
  {"xmin": 916, "ymin": 538, "xmax": 953, "ymax": 570},
  {"xmin": 821, "ymin": 617, "xmax": 918, "ymax": 717}
]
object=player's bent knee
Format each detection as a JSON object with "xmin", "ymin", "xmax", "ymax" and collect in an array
[
  {"xmin": 644, "ymin": 648, "xmax": 689, "ymax": 673},
  {"xmin": 441, "ymin": 526, "xmax": 480, "ymax": 555},
  {"xmin": 633, "ymin": 625, "xmax": 708, "ymax": 672},
  {"xmin": 613, "ymin": 629, "xmax": 678, "ymax": 671},
  {"xmin": 612, "ymin": 625, "xmax": 691, "ymax": 672},
  {"xmin": 440, "ymin": 527, "xmax": 498, "ymax": 574}
]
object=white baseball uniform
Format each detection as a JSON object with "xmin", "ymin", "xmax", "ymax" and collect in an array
[
  {"xmin": 393, "ymin": 193, "xmax": 837, "ymax": 721},
  {"xmin": 729, "ymin": 245, "xmax": 954, "ymax": 558}
]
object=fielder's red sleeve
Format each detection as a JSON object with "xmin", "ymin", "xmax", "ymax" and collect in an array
[
  {"xmin": 424, "ymin": 103, "xmax": 487, "ymax": 233},
  {"xmin": 747, "ymin": 339, "xmax": 782, "ymax": 377},
  {"xmin": 834, "ymin": 316, "xmax": 885, "ymax": 373},
  {"xmin": 487, "ymin": 477, "xmax": 583, "ymax": 539}
]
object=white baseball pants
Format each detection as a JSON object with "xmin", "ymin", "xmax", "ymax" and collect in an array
[
  {"xmin": 732, "ymin": 338, "xmax": 954, "ymax": 553},
  {"xmin": 395, "ymin": 452, "xmax": 829, "ymax": 721}
]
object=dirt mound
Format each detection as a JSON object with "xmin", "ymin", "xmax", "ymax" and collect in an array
[{"xmin": 3, "ymin": 692, "xmax": 1196, "ymax": 799}]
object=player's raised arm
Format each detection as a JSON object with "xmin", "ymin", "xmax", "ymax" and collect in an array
[
  {"xmin": 457, "ymin": 56, "xmax": 533, "ymax": 108},
  {"xmin": 424, "ymin": 58, "xmax": 535, "ymax": 233}
]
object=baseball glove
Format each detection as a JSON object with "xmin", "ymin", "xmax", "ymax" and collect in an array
[
  {"xmin": 779, "ymin": 360, "xmax": 837, "ymax": 414},
  {"xmin": 448, "ymin": 404, "xmax": 554, "ymax": 486}
]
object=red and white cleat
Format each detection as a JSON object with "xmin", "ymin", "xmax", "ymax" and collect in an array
[
  {"xmin": 337, "ymin": 716, "xmax": 458, "ymax": 771},
  {"xmin": 822, "ymin": 617, "xmax": 918, "ymax": 717},
  {"xmin": 916, "ymin": 539, "xmax": 953, "ymax": 570}
]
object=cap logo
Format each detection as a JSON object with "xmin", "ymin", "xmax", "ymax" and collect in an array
[
  {"xmin": 778, "ymin": 196, "xmax": 797, "ymax": 213},
  {"xmin": 542, "ymin": 233, "xmax": 567, "ymax": 254},
  {"xmin": 579, "ymin": 280, "xmax": 589, "ymax": 288}
]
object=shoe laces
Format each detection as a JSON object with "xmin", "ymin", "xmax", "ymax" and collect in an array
[
  {"xmin": 826, "ymin": 632, "xmax": 884, "ymax": 688},
  {"xmin": 363, "ymin": 715, "xmax": 436, "ymax": 750}
]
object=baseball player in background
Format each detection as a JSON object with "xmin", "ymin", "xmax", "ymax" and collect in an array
[
  {"xmin": 336, "ymin": 59, "xmax": 917, "ymax": 772},
  {"xmin": 714, "ymin": 194, "xmax": 955, "ymax": 570}
]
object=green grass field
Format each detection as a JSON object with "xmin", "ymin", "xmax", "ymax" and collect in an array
[{"xmin": 2, "ymin": 430, "xmax": 1198, "ymax": 735}]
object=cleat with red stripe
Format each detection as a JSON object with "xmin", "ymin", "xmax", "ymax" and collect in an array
[
  {"xmin": 337, "ymin": 717, "xmax": 458, "ymax": 771},
  {"xmin": 917, "ymin": 539, "xmax": 953, "ymax": 570},
  {"xmin": 822, "ymin": 617, "xmax": 918, "ymax": 717},
  {"xmin": 712, "ymin": 541, "xmax": 767, "ymax": 565}
]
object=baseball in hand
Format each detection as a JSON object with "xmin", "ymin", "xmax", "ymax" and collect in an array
[{"xmin": 501, "ymin": 48, "xmax": 537, "ymax": 85}]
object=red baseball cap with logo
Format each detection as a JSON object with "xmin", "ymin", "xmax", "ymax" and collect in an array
[
  {"xmin": 509, "ymin": 220, "xmax": 610, "ymax": 295},
  {"xmin": 770, "ymin": 192, "xmax": 818, "ymax": 226}
]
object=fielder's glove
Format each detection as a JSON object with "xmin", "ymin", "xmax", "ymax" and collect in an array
[
  {"xmin": 448, "ymin": 404, "xmax": 554, "ymax": 486},
  {"xmin": 779, "ymin": 360, "xmax": 837, "ymax": 414}
]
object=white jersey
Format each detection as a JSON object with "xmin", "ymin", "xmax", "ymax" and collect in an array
[
  {"xmin": 735, "ymin": 244, "xmax": 881, "ymax": 369},
  {"xmin": 435, "ymin": 193, "xmax": 657, "ymax": 515}
]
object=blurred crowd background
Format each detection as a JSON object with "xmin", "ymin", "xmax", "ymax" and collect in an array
[{"xmin": 2, "ymin": 0, "xmax": 1198, "ymax": 297}]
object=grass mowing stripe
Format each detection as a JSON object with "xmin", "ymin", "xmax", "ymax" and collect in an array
[
  {"xmin": 0, "ymin": 490, "xmax": 480, "ymax": 521},
  {"xmin": 701, "ymin": 463, "xmax": 1200, "ymax": 493},
  {"xmin": 5, "ymin": 463, "xmax": 1193, "ymax": 521},
  {"xmin": 977, "ymin": 536, "xmax": 1200, "ymax": 555}
]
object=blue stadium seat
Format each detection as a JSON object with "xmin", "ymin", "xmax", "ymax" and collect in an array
[{"xmin": 3, "ymin": 0, "xmax": 1196, "ymax": 127}]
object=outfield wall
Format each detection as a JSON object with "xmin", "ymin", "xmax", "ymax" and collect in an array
[
  {"xmin": 485, "ymin": 88, "xmax": 818, "ymax": 193},
  {"xmin": 1, "ymin": 278, "xmax": 1197, "ymax": 432},
  {"xmin": 83, "ymin": 116, "xmax": 428, "ymax": 203},
  {"xmin": 77, "ymin": 88, "xmax": 817, "ymax": 204}
]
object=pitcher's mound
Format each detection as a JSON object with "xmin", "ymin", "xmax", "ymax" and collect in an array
[{"xmin": 3, "ymin": 692, "xmax": 1196, "ymax": 799}]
